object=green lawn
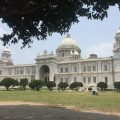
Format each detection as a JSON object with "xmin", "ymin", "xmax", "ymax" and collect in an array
[{"xmin": 0, "ymin": 90, "xmax": 120, "ymax": 113}]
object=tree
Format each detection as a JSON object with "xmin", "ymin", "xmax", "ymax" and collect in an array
[
  {"xmin": 29, "ymin": 80, "xmax": 44, "ymax": 91},
  {"xmin": 97, "ymin": 82, "xmax": 108, "ymax": 92},
  {"xmin": 19, "ymin": 78, "xmax": 28, "ymax": 90},
  {"xmin": 114, "ymin": 81, "xmax": 120, "ymax": 92},
  {"xmin": 12, "ymin": 79, "xmax": 19, "ymax": 88},
  {"xmin": 0, "ymin": 1, "xmax": 120, "ymax": 47},
  {"xmin": 0, "ymin": 78, "xmax": 14, "ymax": 90},
  {"xmin": 58, "ymin": 82, "xmax": 69, "ymax": 91},
  {"xmin": 70, "ymin": 82, "xmax": 83, "ymax": 91},
  {"xmin": 46, "ymin": 81, "xmax": 56, "ymax": 91}
]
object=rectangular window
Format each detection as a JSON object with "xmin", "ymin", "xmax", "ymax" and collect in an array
[
  {"xmin": 27, "ymin": 69, "xmax": 30, "ymax": 74},
  {"xmin": 105, "ymin": 77, "xmax": 108, "ymax": 84},
  {"xmin": 62, "ymin": 52, "xmax": 64, "ymax": 57},
  {"xmin": 74, "ymin": 77, "xmax": 77, "ymax": 82},
  {"xmin": 88, "ymin": 77, "xmax": 91, "ymax": 83},
  {"xmin": 60, "ymin": 78, "xmax": 63, "ymax": 82},
  {"xmin": 8, "ymin": 69, "xmax": 12, "ymax": 75},
  {"xmin": 93, "ymin": 77, "xmax": 96, "ymax": 83},
  {"xmin": 65, "ymin": 68, "xmax": 68, "ymax": 72},
  {"xmin": 74, "ymin": 67, "xmax": 77, "ymax": 72},
  {"xmin": 83, "ymin": 77, "xmax": 86, "ymax": 83},
  {"xmin": 65, "ymin": 78, "xmax": 68, "ymax": 83},
  {"xmin": 0, "ymin": 70, "xmax": 2, "ymax": 75},
  {"xmin": 93, "ymin": 66, "xmax": 96, "ymax": 71},
  {"xmin": 104, "ymin": 65, "xmax": 107, "ymax": 71},
  {"xmin": 83, "ymin": 66, "xmax": 86, "ymax": 72},
  {"xmin": 87, "ymin": 66, "xmax": 91, "ymax": 71},
  {"xmin": 60, "ymin": 67, "xmax": 63, "ymax": 73},
  {"xmin": 20, "ymin": 70, "xmax": 23, "ymax": 74},
  {"xmin": 32, "ymin": 68, "xmax": 36, "ymax": 74},
  {"xmin": 17, "ymin": 70, "xmax": 19, "ymax": 75}
]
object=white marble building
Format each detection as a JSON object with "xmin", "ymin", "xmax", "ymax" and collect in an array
[{"xmin": 0, "ymin": 28, "xmax": 120, "ymax": 89}]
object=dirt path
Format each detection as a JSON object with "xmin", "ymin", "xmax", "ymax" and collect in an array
[
  {"xmin": 0, "ymin": 101, "xmax": 120, "ymax": 120},
  {"xmin": 0, "ymin": 105, "xmax": 120, "ymax": 120}
]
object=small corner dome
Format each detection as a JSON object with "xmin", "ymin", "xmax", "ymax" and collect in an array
[
  {"xmin": 3, "ymin": 47, "xmax": 10, "ymax": 52},
  {"xmin": 116, "ymin": 28, "xmax": 120, "ymax": 37},
  {"xmin": 116, "ymin": 28, "xmax": 120, "ymax": 34},
  {"xmin": 59, "ymin": 34, "xmax": 78, "ymax": 47}
]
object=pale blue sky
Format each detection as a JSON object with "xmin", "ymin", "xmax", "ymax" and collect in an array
[{"xmin": 0, "ymin": 6, "xmax": 120, "ymax": 64}]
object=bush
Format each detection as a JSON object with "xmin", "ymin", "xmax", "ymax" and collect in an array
[
  {"xmin": 46, "ymin": 81, "xmax": 56, "ymax": 91},
  {"xmin": 114, "ymin": 81, "xmax": 120, "ymax": 92},
  {"xmin": 19, "ymin": 78, "xmax": 28, "ymax": 90},
  {"xmin": 29, "ymin": 80, "xmax": 44, "ymax": 91},
  {"xmin": 70, "ymin": 82, "xmax": 83, "ymax": 91},
  {"xmin": 97, "ymin": 82, "xmax": 108, "ymax": 92},
  {"xmin": 58, "ymin": 82, "xmax": 69, "ymax": 91},
  {"xmin": 12, "ymin": 79, "xmax": 19, "ymax": 88},
  {"xmin": 0, "ymin": 78, "xmax": 15, "ymax": 90}
]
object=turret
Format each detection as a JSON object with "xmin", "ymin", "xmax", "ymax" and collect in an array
[
  {"xmin": 113, "ymin": 28, "xmax": 120, "ymax": 58},
  {"xmin": 0, "ymin": 47, "xmax": 13, "ymax": 66}
]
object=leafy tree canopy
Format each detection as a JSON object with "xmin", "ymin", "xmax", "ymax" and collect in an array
[
  {"xmin": 58, "ymin": 82, "xmax": 69, "ymax": 91},
  {"xmin": 29, "ymin": 80, "xmax": 44, "ymax": 91},
  {"xmin": 0, "ymin": 0, "xmax": 120, "ymax": 47},
  {"xmin": 114, "ymin": 81, "xmax": 120, "ymax": 92},
  {"xmin": 70, "ymin": 82, "xmax": 83, "ymax": 91},
  {"xmin": 46, "ymin": 81, "xmax": 56, "ymax": 91},
  {"xmin": 97, "ymin": 82, "xmax": 108, "ymax": 92},
  {"xmin": 0, "ymin": 77, "xmax": 15, "ymax": 90},
  {"xmin": 19, "ymin": 78, "xmax": 28, "ymax": 90}
]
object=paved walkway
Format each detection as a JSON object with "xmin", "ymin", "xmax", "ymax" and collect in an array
[{"xmin": 0, "ymin": 105, "xmax": 119, "ymax": 120}]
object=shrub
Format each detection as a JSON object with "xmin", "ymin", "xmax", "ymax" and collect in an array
[
  {"xmin": 70, "ymin": 82, "xmax": 83, "ymax": 91},
  {"xmin": 29, "ymin": 80, "xmax": 44, "ymax": 91},
  {"xmin": 0, "ymin": 78, "xmax": 15, "ymax": 90},
  {"xmin": 12, "ymin": 79, "xmax": 19, "ymax": 87},
  {"xmin": 97, "ymin": 82, "xmax": 108, "ymax": 92},
  {"xmin": 19, "ymin": 78, "xmax": 28, "ymax": 90},
  {"xmin": 46, "ymin": 81, "xmax": 56, "ymax": 91},
  {"xmin": 114, "ymin": 81, "xmax": 120, "ymax": 92},
  {"xmin": 58, "ymin": 82, "xmax": 69, "ymax": 91}
]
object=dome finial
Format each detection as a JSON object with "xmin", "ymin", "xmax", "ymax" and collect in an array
[{"xmin": 66, "ymin": 33, "xmax": 71, "ymax": 38}]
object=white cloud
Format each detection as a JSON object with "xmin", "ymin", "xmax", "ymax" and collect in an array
[
  {"xmin": 0, "ymin": 27, "xmax": 6, "ymax": 37},
  {"xmin": 85, "ymin": 42, "xmax": 114, "ymax": 57}
]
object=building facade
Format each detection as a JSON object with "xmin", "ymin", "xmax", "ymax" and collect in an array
[{"xmin": 0, "ymin": 28, "xmax": 120, "ymax": 89}]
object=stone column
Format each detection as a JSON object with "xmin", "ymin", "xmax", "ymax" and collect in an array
[
  {"xmin": 49, "ymin": 72, "xmax": 54, "ymax": 81},
  {"xmin": 35, "ymin": 66, "xmax": 40, "ymax": 80}
]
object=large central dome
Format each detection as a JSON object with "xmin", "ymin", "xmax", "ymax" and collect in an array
[
  {"xmin": 56, "ymin": 34, "xmax": 81, "ymax": 58},
  {"xmin": 59, "ymin": 34, "xmax": 77, "ymax": 47}
]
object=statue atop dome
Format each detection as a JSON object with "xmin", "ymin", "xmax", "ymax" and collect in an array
[
  {"xmin": 66, "ymin": 33, "xmax": 71, "ymax": 38},
  {"xmin": 43, "ymin": 50, "xmax": 48, "ymax": 55}
]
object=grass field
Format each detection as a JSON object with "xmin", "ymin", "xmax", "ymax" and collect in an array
[{"xmin": 0, "ymin": 90, "xmax": 120, "ymax": 113}]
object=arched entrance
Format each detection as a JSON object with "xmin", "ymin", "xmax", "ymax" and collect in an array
[{"xmin": 40, "ymin": 65, "xmax": 50, "ymax": 83}]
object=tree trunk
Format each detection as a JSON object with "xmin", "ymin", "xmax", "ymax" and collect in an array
[{"xmin": 6, "ymin": 86, "xmax": 9, "ymax": 91}]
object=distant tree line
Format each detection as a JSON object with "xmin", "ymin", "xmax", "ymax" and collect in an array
[{"xmin": 0, "ymin": 77, "xmax": 120, "ymax": 92}]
